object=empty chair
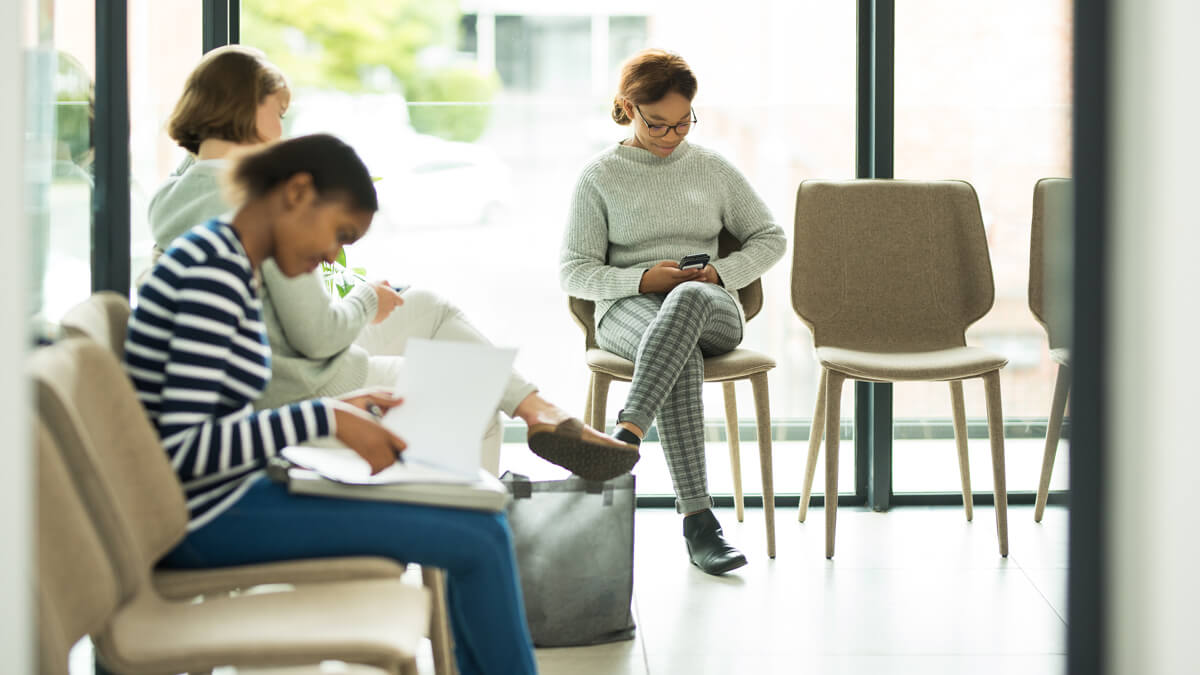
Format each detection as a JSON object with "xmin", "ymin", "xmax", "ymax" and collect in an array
[
  {"xmin": 1030, "ymin": 177, "xmax": 1072, "ymax": 522},
  {"xmin": 570, "ymin": 229, "xmax": 777, "ymax": 557},
  {"xmin": 32, "ymin": 337, "xmax": 430, "ymax": 674},
  {"xmin": 792, "ymin": 179, "xmax": 1010, "ymax": 558}
]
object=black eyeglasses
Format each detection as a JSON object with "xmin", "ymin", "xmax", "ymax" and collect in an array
[{"xmin": 635, "ymin": 105, "xmax": 698, "ymax": 138}]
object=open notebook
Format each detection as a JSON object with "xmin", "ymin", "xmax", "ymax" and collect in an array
[{"xmin": 277, "ymin": 339, "xmax": 515, "ymax": 512}]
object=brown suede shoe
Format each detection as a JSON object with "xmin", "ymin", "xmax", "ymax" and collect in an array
[{"xmin": 526, "ymin": 418, "xmax": 640, "ymax": 481}]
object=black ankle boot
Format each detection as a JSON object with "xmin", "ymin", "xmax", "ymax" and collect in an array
[{"xmin": 683, "ymin": 510, "xmax": 747, "ymax": 575}]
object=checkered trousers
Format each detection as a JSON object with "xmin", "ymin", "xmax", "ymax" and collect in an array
[{"xmin": 596, "ymin": 281, "xmax": 743, "ymax": 513}]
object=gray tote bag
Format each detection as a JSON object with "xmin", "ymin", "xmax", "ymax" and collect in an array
[{"xmin": 501, "ymin": 472, "xmax": 636, "ymax": 647}]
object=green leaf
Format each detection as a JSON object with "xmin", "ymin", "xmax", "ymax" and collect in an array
[{"xmin": 335, "ymin": 249, "xmax": 347, "ymax": 267}]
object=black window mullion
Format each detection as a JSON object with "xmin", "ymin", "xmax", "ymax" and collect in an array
[
  {"xmin": 229, "ymin": 0, "xmax": 241, "ymax": 44},
  {"xmin": 855, "ymin": 0, "xmax": 895, "ymax": 511},
  {"xmin": 1069, "ymin": 1, "xmax": 1109, "ymax": 673},
  {"xmin": 203, "ymin": 0, "xmax": 231, "ymax": 53},
  {"xmin": 92, "ymin": 0, "xmax": 130, "ymax": 296}
]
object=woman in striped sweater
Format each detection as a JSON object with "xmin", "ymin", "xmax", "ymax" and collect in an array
[{"xmin": 125, "ymin": 133, "xmax": 537, "ymax": 675}]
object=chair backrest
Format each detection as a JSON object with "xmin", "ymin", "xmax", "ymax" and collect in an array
[
  {"xmin": 568, "ymin": 228, "xmax": 764, "ymax": 350},
  {"xmin": 1029, "ymin": 177, "xmax": 1072, "ymax": 351},
  {"xmin": 30, "ymin": 337, "xmax": 189, "ymax": 594},
  {"xmin": 59, "ymin": 291, "xmax": 132, "ymax": 357},
  {"xmin": 791, "ymin": 179, "xmax": 995, "ymax": 352},
  {"xmin": 35, "ymin": 418, "xmax": 124, "ymax": 674}
]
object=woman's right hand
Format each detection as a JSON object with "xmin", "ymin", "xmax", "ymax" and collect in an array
[
  {"xmin": 330, "ymin": 400, "xmax": 407, "ymax": 474},
  {"xmin": 370, "ymin": 281, "xmax": 404, "ymax": 324},
  {"xmin": 639, "ymin": 261, "xmax": 703, "ymax": 294}
]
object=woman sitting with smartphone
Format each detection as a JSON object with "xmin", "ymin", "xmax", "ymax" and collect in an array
[
  {"xmin": 559, "ymin": 49, "xmax": 786, "ymax": 575},
  {"xmin": 149, "ymin": 45, "xmax": 637, "ymax": 481}
]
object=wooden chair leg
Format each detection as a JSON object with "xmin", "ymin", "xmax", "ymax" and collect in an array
[
  {"xmin": 949, "ymin": 380, "xmax": 974, "ymax": 522},
  {"xmin": 982, "ymin": 371, "xmax": 1009, "ymax": 557},
  {"xmin": 799, "ymin": 368, "xmax": 827, "ymax": 523},
  {"xmin": 583, "ymin": 372, "xmax": 594, "ymax": 428},
  {"xmin": 824, "ymin": 371, "xmax": 847, "ymax": 559},
  {"xmin": 750, "ymin": 373, "xmax": 775, "ymax": 558},
  {"xmin": 721, "ymin": 381, "xmax": 745, "ymax": 523},
  {"xmin": 422, "ymin": 566, "xmax": 456, "ymax": 675},
  {"xmin": 589, "ymin": 373, "xmax": 611, "ymax": 433},
  {"xmin": 1035, "ymin": 364, "xmax": 1071, "ymax": 522}
]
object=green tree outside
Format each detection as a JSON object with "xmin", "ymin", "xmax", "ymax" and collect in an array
[{"xmin": 241, "ymin": 0, "xmax": 498, "ymax": 142}]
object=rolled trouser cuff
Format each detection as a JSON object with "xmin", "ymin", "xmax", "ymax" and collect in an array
[{"xmin": 675, "ymin": 494, "xmax": 715, "ymax": 514}]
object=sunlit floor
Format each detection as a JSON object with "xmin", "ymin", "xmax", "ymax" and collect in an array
[
  {"xmin": 533, "ymin": 503, "xmax": 1067, "ymax": 675},
  {"xmin": 70, "ymin": 503, "xmax": 1068, "ymax": 675}
]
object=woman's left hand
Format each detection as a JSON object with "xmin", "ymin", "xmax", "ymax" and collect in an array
[
  {"xmin": 697, "ymin": 265, "xmax": 721, "ymax": 285},
  {"xmin": 339, "ymin": 389, "xmax": 404, "ymax": 417}
]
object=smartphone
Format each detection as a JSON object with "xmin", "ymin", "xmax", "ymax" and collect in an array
[{"xmin": 678, "ymin": 253, "xmax": 710, "ymax": 270}]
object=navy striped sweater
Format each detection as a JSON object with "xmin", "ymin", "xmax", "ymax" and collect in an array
[{"xmin": 124, "ymin": 220, "xmax": 337, "ymax": 529}]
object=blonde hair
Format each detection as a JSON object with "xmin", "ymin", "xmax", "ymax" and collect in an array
[
  {"xmin": 167, "ymin": 45, "xmax": 290, "ymax": 154},
  {"xmin": 611, "ymin": 49, "xmax": 698, "ymax": 125}
]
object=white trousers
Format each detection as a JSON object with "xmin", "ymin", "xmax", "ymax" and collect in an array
[{"xmin": 356, "ymin": 288, "xmax": 538, "ymax": 476}]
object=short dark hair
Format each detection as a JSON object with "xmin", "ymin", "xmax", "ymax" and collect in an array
[{"xmin": 226, "ymin": 134, "xmax": 378, "ymax": 213}]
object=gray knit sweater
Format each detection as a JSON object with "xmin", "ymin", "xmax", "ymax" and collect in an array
[
  {"xmin": 560, "ymin": 140, "xmax": 786, "ymax": 326},
  {"xmin": 146, "ymin": 159, "xmax": 378, "ymax": 410}
]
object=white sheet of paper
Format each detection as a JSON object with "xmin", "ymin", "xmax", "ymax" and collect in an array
[{"xmin": 380, "ymin": 338, "xmax": 516, "ymax": 477}]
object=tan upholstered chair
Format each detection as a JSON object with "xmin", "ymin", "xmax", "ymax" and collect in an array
[
  {"xmin": 569, "ymin": 229, "xmax": 777, "ymax": 558},
  {"xmin": 32, "ymin": 337, "xmax": 431, "ymax": 674},
  {"xmin": 792, "ymin": 179, "xmax": 1011, "ymax": 558},
  {"xmin": 36, "ymin": 417, "xmax": 123, "ymax": 675},
  {"xmin": 33, "ymin": 414, "xmax": 401, "ymax": 675},
  {"xmin": 1030, "ymin": 178, "xmax": 1072, "ymax": 522},
  {"xmin": 61, "ymin": 293, "xmax": 459, "ymax": 674}
]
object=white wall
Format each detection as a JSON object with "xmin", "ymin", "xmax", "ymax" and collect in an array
[
  {"xmin": 1109, "ymin": 0, "xmax": 1200, "ymax": 673},
  {"xmin": 0, "ymin": 0, "xmax": 32, "ymax": 671}
]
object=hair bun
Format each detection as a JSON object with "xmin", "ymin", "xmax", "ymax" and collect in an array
[{"xmin": 612, "ymin": 97, "xmax": 631, "ymax": 125}]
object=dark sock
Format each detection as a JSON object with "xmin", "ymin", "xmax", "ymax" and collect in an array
[{"xmin": 613, "ymin": 427, "xmax": 642, "ymax": 447}]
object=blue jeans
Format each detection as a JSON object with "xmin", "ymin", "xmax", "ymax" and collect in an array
[{"xmin": 160, "ymin": 476, "xmax": 537, "ymax": 675}]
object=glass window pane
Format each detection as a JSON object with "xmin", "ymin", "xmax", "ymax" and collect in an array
[
  {"xmin": 243, "ymin": 0, "xmax": 856, "ymax": 497},
  {"xmin": 893, "ymin": 1, "xmax": 1072, "ymax": 493},
  {"xmin": 29, "ymin": 0, "xmax": 94, "ymax": 327},
  {"xmin": 128, "ymin": 0, "xmax": 203, "ymax": 287}
]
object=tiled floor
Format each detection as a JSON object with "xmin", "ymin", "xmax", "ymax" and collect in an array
[
  {"xmin": 535, "ymin": 503, "xmax": 1068, "ymax": 675},
  {"xmin": 71, "ymin": 505, "xmax": 1068, "ymax": 675}
]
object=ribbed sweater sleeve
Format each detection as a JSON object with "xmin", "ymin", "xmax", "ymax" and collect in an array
[
  {"xmin": 707, "ymin": 156, "xmax": 788, "ymax": 292},
  {"xmin": 560, "ymin": 165, "xmax": 648, "ymax": 301},
  {"xmin": 261, "ymin": 260, "xmax": 377, "ymax": 359}
]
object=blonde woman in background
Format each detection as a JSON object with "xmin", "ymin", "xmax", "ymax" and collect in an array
[{"xmin": 149, "ymin": 45, "xmax": 639, "ymax": 481}]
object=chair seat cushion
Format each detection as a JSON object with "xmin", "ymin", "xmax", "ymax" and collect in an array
[
  {"xmin": 153, "ymin": 556, "xmax": 406, "ymax": 600},
  {"xmin": 102, "ymin": 578, "xmax": 429, "ymax": 673},
  {"xmin": 816, "ymin": 345, "xmax": 1008, "ymax": 382},
  {"xmin": 586, "ymin": 347, "xmax": 775, "ymax": 382}
]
